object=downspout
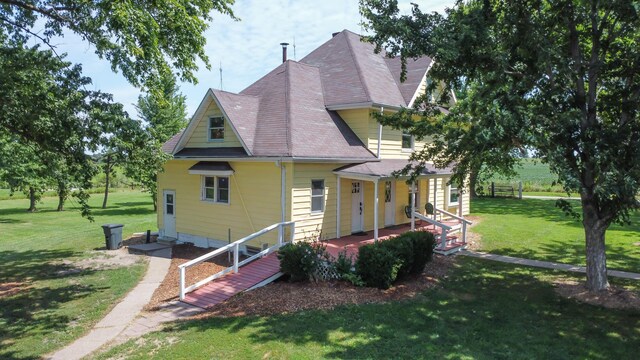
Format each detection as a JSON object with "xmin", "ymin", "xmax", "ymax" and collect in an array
[{"xmin": 377, "ymin": 106, "xmax": 383, "ymax": 158}]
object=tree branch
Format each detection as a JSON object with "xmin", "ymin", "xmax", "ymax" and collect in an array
[
  {"xmin": 0, "ymin": 0, "xmax": 73, "ymax": 23},
  {"xmin": 0, "ymin": 15, "xmax": 63, "ymax": 60}
]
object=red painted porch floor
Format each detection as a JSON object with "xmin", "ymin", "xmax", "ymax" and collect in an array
[
  {"xmin": 182, "ymin": 252, "xmax": 280, "ymax": 309},
  {"xmin": 324, "ymin": 221, "xmax": 461, "ymax": 259},
  {"xmin": 183, "ymin": 221, "xmax": 463, "ymax": 309}
]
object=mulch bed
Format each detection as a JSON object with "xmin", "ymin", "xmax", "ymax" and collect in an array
[
  {"xmin": 145, "ymin": 244, "xmax": 235, "ymax": 310},
  {"xmin": 553, "ymin": 279, "xmax": 640, "ymax": 311},
  {"xmin": 192, "ymin": 255, "xmax": 455, "ymax": 319}
]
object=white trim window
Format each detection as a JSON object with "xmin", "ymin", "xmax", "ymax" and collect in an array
[
  {"xmin": 402, "ymin": 131, "xmax": 414, "ymax": 151},
  {"xmin": 202, "ymin": 176, "xmax": 230, "ymax": 204},
  {"xmin": 208, "ymin": 116, "xmax": 224, "ymax": 141},
  {"xmin": 311, "ymin": 179, "xmax": 325, "ymax": 213},
  {"xmin": 448, "ymin": 185, "xmax": 459, "ymax": 206}
]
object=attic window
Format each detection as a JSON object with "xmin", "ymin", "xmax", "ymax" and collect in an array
[
  {"xmin": 402, "ymin": 132, "xmax": 414, "ymax": 151},
  {"xmin": 208, "ymin": 117, "xmax": 224, "ymax": 141}
]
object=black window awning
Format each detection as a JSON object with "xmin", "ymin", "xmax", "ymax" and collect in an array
[{"xmin": 188, "ymin": 161, "xmax": 234, "ymax": 176}]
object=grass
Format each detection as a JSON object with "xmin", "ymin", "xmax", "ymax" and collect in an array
[
  {"xmin": 471, "ymin": 197, "xmax": 640, "ymax": 272},
  {"xmin": 0, "ymin": 191, "xmax": 155, "ymax": 359},
  {"xmin": 94, "ymin": 257, "xmax": 640, "ymax": 360}
]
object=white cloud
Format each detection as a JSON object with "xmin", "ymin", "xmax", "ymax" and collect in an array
[{"xmin": 51, "ymin": 0, "xmax": 454, "ymax": 116}]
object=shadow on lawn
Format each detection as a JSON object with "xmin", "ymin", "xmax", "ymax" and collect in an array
[
  {"xmin": 166, "ymin": 259, "xmax": 640, "ymax": 359},
  {"xmin": 0, "ymin": 249, "xmax": 86, "ymax": 282}
]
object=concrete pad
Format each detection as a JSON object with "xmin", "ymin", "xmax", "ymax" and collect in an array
[{"xmin": 128, "ymin": 243, "xmax": 172, "ymax": 255}]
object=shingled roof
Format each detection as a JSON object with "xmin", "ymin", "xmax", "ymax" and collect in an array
[{"xmin": 170, "ymin": 29, "xmax": 432, "ymax": 159}]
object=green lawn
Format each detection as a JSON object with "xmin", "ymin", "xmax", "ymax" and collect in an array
[
  {"xmin": 94, "ymin": 258, "xmax": 640, "ymax": 360},
  {"xmin": 0, "ymin": 191, "xmax": 155, "ymax": 359},
  {"xmin": 471, "ymin": 197, "xmax": 640, "ymax": 272}
]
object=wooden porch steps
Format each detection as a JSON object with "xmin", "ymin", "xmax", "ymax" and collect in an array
[{"xmin": 182, "ymin": 252, "xmax": 281, "ymax": 309}]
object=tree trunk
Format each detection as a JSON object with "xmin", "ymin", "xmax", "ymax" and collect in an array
[
  {"xmin": 582, "ymin": 201, "xmax": 610, "ymax": 292},
  {"xmin": 469, "ymin": 166, "xmax": 479, "ymax": 198},
  {"xmin": 152, "ymin": 194, "xmax": 157, "ymax": 212},
  {"xmin": 102, "ymin": 154, "xmax": 111, "ymax": 209},
  {"xmin": 57, "ymin": 183, "xmax": 67, "ymax": 212},
  {"xmin": 27, "ymin": 187, "xmax": 37, "ymax": 212}
]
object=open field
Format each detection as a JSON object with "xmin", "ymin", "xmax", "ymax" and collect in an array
[
  {"xmin": 93, "ymin": 257, "xmax": 640, "ymax": 360},
  {"xmin": 0, "ymin": 191, "xmax": 154, "ymax": 359},
  {"xmin": 481, "ymin": 158, "xmax": 566, "ymax": 194},
  {"xmin": 471, "ymin": 197, "xmax": 640, "ymax": 272}
]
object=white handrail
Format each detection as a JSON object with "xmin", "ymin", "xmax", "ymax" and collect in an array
[
  {"xmin": 179, "ymin": 221, "xmax": 295, "ymax": 300},
  {"xmin": 434, "ymin": 207, "xmax": 473, "ymax": 225},
  {"xmin": 414, "ymin": 212, "xmax": 450, "ymax": 250}
]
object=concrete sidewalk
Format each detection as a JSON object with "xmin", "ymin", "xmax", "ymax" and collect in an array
[
  {"xmin": 47, "ymin": 247, "xmax": 186, "ymax": 360},
  {"xmin": 459, "ymin": 250, "xmax": 640, "ymax": 280}
]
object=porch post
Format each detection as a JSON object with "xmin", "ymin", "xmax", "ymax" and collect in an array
[
  {"xmin": 373, "ymin": 179, "xmax": 379, "ymax": 242},
  {"xmin": 410, "ymin": 182, "xmax": 416, "ymax": 231},
  {"xmin": 433, "ymin": 178, "xmax": 438, "ymax": 220},
  {"xmin": 336, "ymin": 175, "xmax": 341, "ymax": 239},
  {"xmin": 458, "ymin": 189, "xmax": 463, "ymax": 217}
]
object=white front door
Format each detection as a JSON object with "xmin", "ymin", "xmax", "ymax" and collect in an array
[
  {"xmin": 163, "ymin": 190, "xmax": 177, "ymax": 239},
  {"xmin": 351, "ymin": 181, "xmax": 364, "ymax": 233},
  {"xmin": 384, "ymin": 181, "xmax": 395, "ymax": 226}
]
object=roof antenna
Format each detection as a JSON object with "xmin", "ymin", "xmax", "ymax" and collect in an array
[
  {"xmin": 219, "ymin": 61, "xmax": 223, "ymax": 90},
  {"xmin": 293, "ymin": 36, "xmax": 297, "ymax": 60}
]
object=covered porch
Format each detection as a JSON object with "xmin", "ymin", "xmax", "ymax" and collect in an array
[{"xmin": 332, "ymin": 159, "xmax": 471, "ymax": 255}]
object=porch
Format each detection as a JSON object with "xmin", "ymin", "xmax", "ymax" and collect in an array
[{"xmin": 324, "ymin": 215, "xmax": 468, "ymax": 259}]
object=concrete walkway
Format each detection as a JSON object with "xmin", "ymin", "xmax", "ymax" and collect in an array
[
  {"xmin": 459, "ymin": 250, "xmax": 640, "ymax": 280},
  {"xmin": 522, "ymin": 195, "xmax": 580, "ymax": 200},
  {"xmin": 46, "ymin": 247, "xmax": 197, "ymax": 360}
]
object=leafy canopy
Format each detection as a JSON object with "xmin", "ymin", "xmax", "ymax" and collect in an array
[
  {"xmin": 0, "ymin": 0, "xmax": 236, "ymax": 88},
  {"xmin": 361, "ymin": 0, "xmax": 640, "ymax": 226}
]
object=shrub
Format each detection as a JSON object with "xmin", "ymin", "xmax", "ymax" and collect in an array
[
  {"xmin": 277, "ymin": 241, "xmax": 326, "ymax": 282},
  {"xmin": 400, "ymin": 231, "xmax": 435, "ymax": 274},
  {"xmin": 355, "ymin": 243, "xmax": 403, "ymax": 289},
  {"xmin": 380, "ymin": 236, "xmax": 414, "ymax": 278}
]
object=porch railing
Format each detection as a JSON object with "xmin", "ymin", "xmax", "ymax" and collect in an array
[
  {"xmin": 413, "ymin": 212, "xmax": 452, "ymax": 249},
  {"xmin": 178, "ymin": 221, "xmax": 295, "ymax": 300},
  {"xmin": 434, "ymin": 207, "xmax": 473, "ymax": 244}
]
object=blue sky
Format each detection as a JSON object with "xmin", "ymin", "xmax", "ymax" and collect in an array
[{"xmin": 48, "ymin": 0, "xmax": 452, "ymax": 117}]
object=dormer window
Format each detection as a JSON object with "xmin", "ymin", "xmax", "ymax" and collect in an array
[
  {"xmin": 402, "ymin": 132, "xmax": 414, "ymax": 151},
  {"xmin": 208, "ymin": 117, "xmax": 224, "ymax": 141}
]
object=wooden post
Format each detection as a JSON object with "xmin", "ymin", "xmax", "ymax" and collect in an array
[
  {"xmin": 491, "ymin": 182, "xmax": 495, "ymax": 198},
  {"xmin": 373, "ymin": 180, "xmax": 379, "ymax": 242},
  {"xmin": 336, "ymin": 175, "xmax": 341, "ymax": 238},
  {"xmin": 433, "ymin": 178, "xmax": 438, "ymax": 220},
  {"xmin": 278, "ymin": 223, "xmax": 283, "ymax": 245},
  {"xmin": 462, "ymin": 222, "xmax": 467, "ymax": 244},
  {"xmin": 290, "ymin": 222, "xmax": 296, "ymax": 243},
  {"xmin": 411, "ymin": 182, "xmax": 416, "ymax": 231},
  {"xmin": 518, "ymin": 181, "xmax": 523, "ymax": 199},
  {"xmin": 179, "ymin": 267, "xmax": 186, "ymax": 300},
  {"xmin": 233, "ymin": 243, "xmax": 239, "ymax": 273}
]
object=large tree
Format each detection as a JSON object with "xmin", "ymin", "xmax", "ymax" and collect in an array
[
  {"xmin": 360, "ymin": 0, "xmax": 640, "ymax": 291},
  {"xmin": 128, "ymin": 73, "xmax": 188, "ymax": 210}
]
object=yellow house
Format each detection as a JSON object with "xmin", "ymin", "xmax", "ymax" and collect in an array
[{"xmin": 158, "ymin": 30, "xmax": 470, "ymax": 254}]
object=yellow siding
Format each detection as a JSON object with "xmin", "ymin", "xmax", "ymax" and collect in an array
[
  {"xmin": 336, "ymin": 109, "xmax": 369, "ymax": 146},
  {"xmin": 290, "ymin": 163, "xmax": 341, "ymax": 241},
  {"xmin": 184, "ymin": 101, "xmax": 243, "ymax": 148},
  {"xmin": 366, "ymin": 110, "xmax": 429, "ymax": 159},
  {"xmin": 158, "ymin": 160, "xmax": 283, "ymax": 247}
]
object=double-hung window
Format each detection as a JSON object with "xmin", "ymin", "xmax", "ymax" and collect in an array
[
  {"xmin": 208, "ymin": 117, "xmax": 224, "ymax": 141},
  {"xmin": 311, "ymin": 180, "xmax": 325, "ymax": 213},
  {"xmin": 203, "ymin": 176, "xmax": 229, "ymax": 204},
  {"xmin": 402, "ymin": 132, "xmax": 414, "ymax": 151},
  {"xmin": 449, "ymin": 185, "xmax": 459, "ymax": 206}
]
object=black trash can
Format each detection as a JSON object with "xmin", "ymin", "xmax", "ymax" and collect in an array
[{"xmin": 102, "ymin": 224, "xmax": 124, "ymax": 250}]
